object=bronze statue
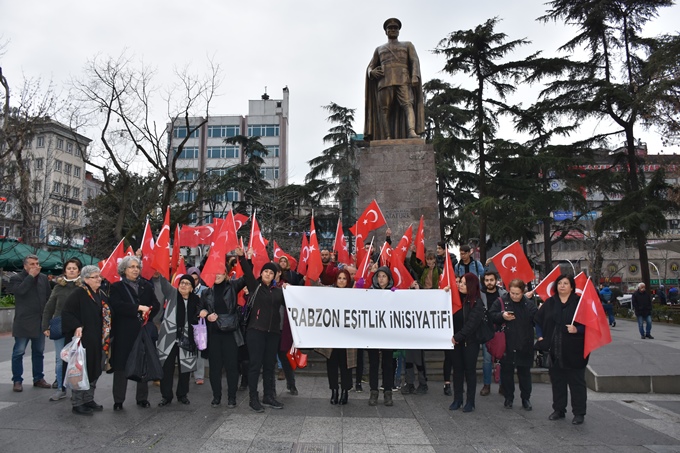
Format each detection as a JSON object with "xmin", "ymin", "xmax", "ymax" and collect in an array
[{"xmin": 364, "ymin": 18, "xmax": 425, "ymax": 141}]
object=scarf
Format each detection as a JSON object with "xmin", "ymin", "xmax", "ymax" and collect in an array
[
  {"xmin": 123, "ymin": 277, "xmax": 140, "ymax": 295},
  {"xmin": 84, "ymin": 285, "xmax": 111, "ymax": 354}
]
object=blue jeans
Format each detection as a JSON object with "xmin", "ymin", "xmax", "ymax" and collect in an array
[
  {"xmin": 53, "ymin": 337, "xmax": 65, "ymax": 390},
  {"xmin": 482, "ymin": 344, "xmax": 492, "ymax": 385},
  {"xmin": 12, "ymin": 335, "xmax": 45, "ymax": 383},
  {"xmin": 637, "ymin": 315, "xmax": 652, "ymax": 336},
  {"xmin": 603, "ymin": 304, "xmax": 615, "ymax": 325}
]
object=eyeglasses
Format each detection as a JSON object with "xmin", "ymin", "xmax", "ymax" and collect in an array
[
  {"xmin": 178, "ymin": 281, "xmax": 193, "ymax": 286},
  {"xmin": 85, "ymin": 275, "xmax": 102, "ymax": 280}
]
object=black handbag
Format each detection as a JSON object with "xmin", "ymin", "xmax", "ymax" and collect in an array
[
  {"xmin": 177, "ymin": 328, "xmax": 195, "ymax": 353},
  {"xmin": 49, "ymin": 316, "xmax": 63, "ymax": 340},
  {"xmin": 476, "ymin": 310, "xmax": 495, "ymax": 344},
  {"xmin": 125, "ymin": 323, "xmax": 164, "ymax": 382},
  {"xmin": 215, "ymin": 313, "xmax": 239, "ymax": 332}
]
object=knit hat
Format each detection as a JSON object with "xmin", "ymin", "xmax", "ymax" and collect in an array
[
  {"xmin": 261, "ymin": 262, "xmax": 278, "ymax": 275},
  {"xmin": 178, "ymin": 274, "xmax": 195, "ymax": 289}
]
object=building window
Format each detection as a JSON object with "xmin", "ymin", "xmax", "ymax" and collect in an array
[
  {"xmin": 72, "ymin": 187, "xmax": 80, "ymax": 199},
  {"xmin": 34, "ymin": 158, "xmax": 44, "ymax": 170},
  {"xmin": 66, "ymin": 142, "xmax": 74, "ymax": 154},
  {"xmin": 178, "ymin": 169, "xmax": 197, "ymax": 181},
  {"xmin": 36, "ymin": 136, "xmax": 45, "ymax": 148},
  {"xmin": 248, "ymin": 124, "xmax": 280, "ymax": 137},
  {"xmin": 52, "ymin": 205, "xmax": 59, "ymax": 215},
  {"xmin": 73, "ymin": 166, "xmax": 81, "ymax": 178},
  {"xmin": 207, "ymin": 168, "xmax": 232, "ymax": 177},
  {"xmin": 64, "ymin": 163, "xmax": 72, "ymax": 176},
  {"xmin": 226, "ymin": 190, "xmax": 239, "ymax": 202},
  {"xmin": 260, "ymin": 166, "xmax": 279, "ymax": 180},
  {"xmin": 56, "ymin": 138, "xmax": 64, "ymax": 150},
  {"xmin": 33, "ymin": 180, "xmax": 42, "ymax": 193},
  {"xmin": 71, "ymin": 208, "xmax": 79, "ymax": 220},
  {"xmin": 52, "ymin": 182, "xmax": 61, "ymax": 193},
  {"xmin": 174, "ymin": 147, "xmax": 199, "ymax": 159},
  {"xmin": 207, "ymin": 125, "xmax": 240, "ymax": 138},
  {"xmin": 54, "ymin": 160, "xmax": 62, "ymax": 172},
  {"xmin": 266, "ymin": 146, "xmax": 280, "ymax": 157},
  {"xmin": 62, "ymin": 206, "xmax": 68, "ymax": 218},
  {"xmin": 87, "ymin": 188, "xmax": 94, "ymax": 199},
  {"xmin": 207, "ymin": 146, "xmax": 239, "ymax": 159},
  {"xmin": 62, "ymin": 185, "xmax": 70, "ymax": 197},
  {"xmin": 173, "ymin": 127, "xmax": 200, "ymax": 139},
  {"xmin": 176, "ymin": 191, "xmax": 196, "ymax": 202}
]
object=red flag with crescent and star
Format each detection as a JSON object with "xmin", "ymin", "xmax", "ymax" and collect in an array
[
  {"xmin": 379, "ymin": 241, "xmax": 392, "ymax": 267},
  {"xmin": 298, "ymin": 234, "xmax": 309, "ymax": 276},
  {"xmin": 273, "ymin": 240, "xmax": 297, "ymax": 271},
  {"xmin": 179, "ymin": 224, "xmax": 215, "ymax": 247},
  {"xmin": 415, "ymin": 216, "xmax": 425, "ymax": 263},
  {"xmin": 573, "ymin": 277, "xmax": 612, "ymax": 358},
  {"xmin": 491, "ymin": 241, "xmax": 533, "ymax": 285},
  {"xmin": 533, "ymin": 265, "xmax": 562, "ymax": 301},
  {"xmin": 171, "ymin": 257, "xmax": 187, "ymax": 289},
  {"xmin": 100, "ymin": 239, "xmax": 126, "ymax": 283},
  {"xmin": 333, "ymin": 219, "xmax": 350, "ymax": 265},
  {"xmin": 392, "ymin": 224, "xmax": 413, "ymax": 263},
  {"xmin": 351, "ymin": 199, "xmax": 386, "ymax": 239},
  {"xmin": 140, "ymin": 218, "xmax": 156, "ymax": 280},
  {"xmin": 574, "ymin": 271, "xmax": 588, "ymax": 296},
  {"xmin": 306, "ymin": 216, "xmax": 324, "ymax": 281},
  {"xmin": 390, "ymin": 254, "xmax": 414, "ymax": 289},
  {"xmin": 248, "ymin": 212, "xmax": 270, "ymax": 278},
  {"xmin": 152, "ymin": 207, "xmax": 171, "ymax": 280},
  {"xmin": 439, "ymin": 249, "xmax": 462, "ymax": 314}
]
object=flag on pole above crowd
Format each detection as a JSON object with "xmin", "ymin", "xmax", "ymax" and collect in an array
[
  {"xmin": 140, "ymin": 218, "xmax": 156, "ymax": 280},
  {"xmin": 305, "ymin": 215, "xmax": 324, "ymax": 282},
  {"xmin": 248, "ymin": 212, "xmax": 269, "ymax": 278},
  {"xmin": 379, "ymin": 241, "xmax": 392, "ymax": 267},
  {"xmin": 350, "ymin": 199, "xmax": 386, "ymax": 239},
  {"xmin": 490, "ymin": 241, "xmax": 534, "ymax": 284},
  {"xmin": 533, "ymin": 265, "xmax": 562, "ymax": 301},
  {"xmin": 152, "ymin": 207, "xmax": 171, "ymax": 280},
  {"xmin": 392, "ymin": 224, "xmax": 413, "ymax": 263},
  {"xmin": 273, "ymin": 240, "xmax": 297, "ymax": 271},
  {"xmin": 298, "ymin": 233, "xmax": 309, "ymax": 276},
  {"xmin": 356, "ymin": 237, "xmax": 375, "ymax": 283},
  {"xmin": 575, "ymin": 272, "xmax": 588, "ymax": 296},
  {"xmin": 333, "ymin": 219, "xmax": 350, "ymax": 265},
  {"xmin": 415, "ymin": 216, "xmax": 425, "ymax": 263},
  {"xmin": 439, "ymin": 249, "xmax": 462, "ymax": 315},
  {"xmin": 572, "ymin": 277, "xmax": 612, "ymax": 358},
  {"xmin": 101, "ymin": 239, "xmax": 126, "ymax": 283}
]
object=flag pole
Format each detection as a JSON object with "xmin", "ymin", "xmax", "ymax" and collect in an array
[{"xmin": 362, "ymin": 237, "xmax": 375, "ymax": 278}]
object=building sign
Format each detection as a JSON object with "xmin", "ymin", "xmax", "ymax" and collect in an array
[
  {"xmin": 553, "ymin": 211, "xmax": 573, "ymax": 221},
  {"xmin": 608, "ymin": 263, "xmax": 618, "ymax": 273},
  {"xmin": 671, "ymin": 263, "xmax": 679, "ymax": 272},
  {"xmin": 629, "ymin": 264, "xmax": 638, "ymax": 274},
  {"xmin": 650, "ymin": 279, "xmax": 678, "ymax": 285}
]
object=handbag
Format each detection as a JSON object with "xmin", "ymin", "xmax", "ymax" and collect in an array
[
  {"xmin": 286, "ymin": 346, "xmax": 298, "ymax": 371},
  {"xmin": 215, "ymin": 313, "xmax": 239, "ymax": 332},
  {"xmin": 64, "ymin": 338, "xmax": 90, "ymax": 390},
  {"xmin": 486, "ymin": 329, "xmax": 506, "ymax": 360},
  {"xmin": 192, "ymin": 318, "xmax": 208, "ymax": 351},
  {"xmin": 125, "ymin": 321, "xmax": 164, "ymax": 382},
  {"xmin": 177, "ymin": 329, "xmax": 195, "ymax": 353},
  {"xmin": 239, "ymin": 286, "xmax": 260, "ymax": 329},
  {"xmin": 294, "ymin": 348, "xmax": 308, "ymax": 369},
  {"xmin": 49, "ymin": 316, "xmax": 63, "ymax": 340}
]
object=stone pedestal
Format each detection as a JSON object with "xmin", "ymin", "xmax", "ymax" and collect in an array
[{"xmin": 357, "ymin": 139, "xmax": 440, "ymax": 252}]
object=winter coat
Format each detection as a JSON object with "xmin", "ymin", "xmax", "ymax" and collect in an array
[
  {"xmin": 241, "ymin": 255, "xmax": 284, "ymax": 334},
  {"xmin": 452, "ymin": 295, "xmax": 484, "ymax": 345},
  {"xmin": 409, "ymin": 253, "xmax": 440, "ymax": 289},
  {"xmin": 108, "ymin": 278, "xmax": 160, "ymax": 372},
  {"xmin": 10, "ymin": 270, "xmax": 52, "ymax": 338},
  {"xmin": 157, "ymin": 278, "xmax": 199, "ymax": 373},
  {"xmin": 535, "ymin": 293, "xmax": 588, "ymax": 369},
  {"xmin": 198, "ymin": 276, "xmax": 247, "ymax": 347},
  {"xmin": 371, "ymin": 266, "xmax": 394, "ymax": 289},
  {"xmin": 632, "ymin": 289, "xmax": 653, "ymax": 317},
  {"xmin": 42, "ymin": 276, "xmax": 82, "ymax": 331},
  {"xmin": 489, "ymin": 293, "xmax": 537, "ymax": 367},
  {"xmin": 61, "ymin": 284, "xmax": 107, "ymax": 382}
]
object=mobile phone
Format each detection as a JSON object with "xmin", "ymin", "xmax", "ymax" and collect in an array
[{"xmin": 505, "ymin": 311, "xmax": 514, "ymax": 315}]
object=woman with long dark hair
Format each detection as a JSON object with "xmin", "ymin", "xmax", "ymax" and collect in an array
[
  {"xmin": 449, "ymin": 272, "xmax": 484, "ymax": 413},
  {"xmin": 535, "ymin": 274, "xmax": 588, "ymax": 425}
]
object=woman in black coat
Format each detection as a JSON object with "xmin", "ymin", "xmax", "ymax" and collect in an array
[
  {"xmin": 535, "ymin": 274, "xmax": 588, "ymax": 425},
  {"xmin": 61, "ymin": 265, "xmax": 111, "ymax": 416},
  {"xmin": 449, "ymin": 272, "xmax": 484, "ymax": 413},
  {"xmin": 108, "ymin": 256, "xmax": 160, "ymax": 411},
  {"xmin": 489, "ymin": 278, "xmax": 537, "ymax": 411}
]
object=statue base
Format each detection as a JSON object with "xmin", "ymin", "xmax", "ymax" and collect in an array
[{"xmin": 356, "ymin": 139, "xmax": 440, "ymax": 252}]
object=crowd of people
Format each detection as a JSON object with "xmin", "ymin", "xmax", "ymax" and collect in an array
[{"xmin": 9, "ymin": 239, "xmax": 593, "ymax": 425}]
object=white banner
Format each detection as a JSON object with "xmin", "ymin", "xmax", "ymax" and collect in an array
[{"xmin": 283, "ymin": 286, "xmax": 454, "ymax": 349}]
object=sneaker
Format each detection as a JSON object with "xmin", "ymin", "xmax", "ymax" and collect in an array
[
  {"xmin": 646, "ymin": 334, "xmax": 654, "ymax": 339},
  {"xmin": 262, "ymin": 397, "xmax": 284, "ymax": 409},
  {"xmin": 211, "ymin": 398, "xmax": 220, "ymax": 408},
  {"xmin": 195, "ymin": 379, "xmax": 204, "ymax": 385},
  {"xmin": 641, "ymin": 335, "xmax": 646, "ymax": 339},
  {"xmin": 401, "ymin": 384, "xmax": 415, "ymax": 395},
  {"xmin": 355, "ymin": 383, "xmax": 363, "ymax": 393},
  {"xmin": 415, "ymin": 384, "xmax": 428, "ymax": 395},
  {"xmin": 612, "ymin": 321, "xmax": 616, "ymax": 327},
  {"xmin": 227, "ymin": 398, "xmax": 237, "ymax": 408},
  {"xmin": 249, "ymin": 399, "xmax": 264, "ymax": 413},
  {"xmin": 49, "ymin": 390, "xmax": 67, "ymax": 401}
]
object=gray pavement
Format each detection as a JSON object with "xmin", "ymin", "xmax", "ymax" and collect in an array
[{"xmin": 0, "ymin": 319, "xmax": 679, "ymax": 452}]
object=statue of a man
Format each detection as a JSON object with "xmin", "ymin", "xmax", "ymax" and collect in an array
[{"xmin": 364, "ymin": 18, "xmax": 425, "ymax": 141}]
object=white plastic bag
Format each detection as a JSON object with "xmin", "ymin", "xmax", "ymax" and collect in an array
[{"xmin": 64, "ymin": 338, "xmax": 90, "ymax": 391}]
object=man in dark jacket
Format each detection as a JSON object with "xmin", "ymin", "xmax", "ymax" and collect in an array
[
  {"xmin": 632, "ymin": 282, "xmax": 654, "ymax": 339},
  {"xmin": 9, "ymin": 254, "xmax": 53, "ymax": 392}
]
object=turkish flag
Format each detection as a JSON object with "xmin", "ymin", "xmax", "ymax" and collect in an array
[
  {"xmin": 491, "ymin": 241, "xmax": 534, "ymax": 285},
  {"xmin": 533, "ymin": 265, "xmax": 563, "ymax": 301},
  {"xmin": 100, "ymin": 239, "xmax": 126, "ymax": 283},
  {"xmin": 125, "ymin": 246, "xmax": 134, "ymax": 257},
  {"xmin": 179, "ymin": 225, "xmax": 216, "ymax": 247},
  {"xmin": 353, "ymin": 199, "xmax": 386, "ymax": 239},
  {"xmin": 439, "ymin": 249, "xmax": 462, "ymax": 315},
  {"xmin": 379, "ymin": 241, "xmax": 392, "ymax": 267},
  {"xmin": 354, "ymin": 236, "xmax": 365, "ymax": 268},
  {"xmin": 230, "ymin": 238, "xmax": 246, "ymax": 279},
  {"xmin": 356, "ymin": 238, "xmax": 375, "ymax": 284},
  {"xmin": 573, "ymin": 277, "xmax": 612, "ymax": 358},
  {"xmin": 140, "ymin": 219, "xmax": 156, "ymax": 280},
  {"xmin": 574, "ymin": 272, "xmax": 588, "ymax": 296},
  {"xmin": 234, "ymin": 213, "xmax": 249, "ymax": 232},
  {"xmin": 415, "ymin": 216, "xmax": 425, "ymax": 263},
  {"xmin": 392, "ymin": 224, "xmax": 413, "ymax": 263},
  {"xmin": 248, "ymin": 213, "xmax": 270, "ymax": 278},
  {"xmin": 171, "ymin": 258, "xmax": 187, "ymax": 289},
  {"xmin": 201, "ymin": 213, "xmax": 239, "ymax": 287},
  {"xmin": 171, "ymin": 225, "xmax": 181, "ymax": 276},
  {"xmin": 391, "ymin": 256, "xmax": 414, "ymax": 289},
  {"xmin": 298, "ymin": 234, "xmax": 309, "ymax": 276},
  {"xmin": 273, "ymin": 240, "xmax": 297, "ymax": 271},
  {"xmin": 221, "ymin": 210, "xmax": 240, "ymax": 254},
  {"xmin": 152, "ymin": 207, "xmax": 171, "ymax": 280},
  {"xmin": 333, "ymin": 219, "xmax": 350, "ymax": 265},
  {"xmin": 306, "ymin": 216, "xmax": 324, "ymax": 281}
]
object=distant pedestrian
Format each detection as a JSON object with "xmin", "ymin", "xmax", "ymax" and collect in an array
[
  {"xmin": 9, "ymin": 254, "xmax": 53, "ymax": 392},
  {"xmin": 632, "ymin": 283, "xmax": 653, "ymax": 340}
]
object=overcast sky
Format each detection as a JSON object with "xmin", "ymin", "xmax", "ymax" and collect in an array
[{"xmin": 2, "ymin": 0, "xmax": 679, "ymax": 184}]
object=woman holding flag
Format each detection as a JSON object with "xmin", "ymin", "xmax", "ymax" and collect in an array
[{"xmin": 534, "ymin": 274, "xmax": 588, "ymax": 425}]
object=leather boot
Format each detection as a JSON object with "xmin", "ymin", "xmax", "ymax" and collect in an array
[
  {"xmin": 339, "ymin": 389, "xmax": 349, "ymax": 405},
  {"xmin": 480, "ymin": 384, "xmax": 491, "ymax": 396},
  {"xmin": 384, "ymin": 390, "xmax": 393, "ymax": 407},
  {"xmin": 368, "ymin": 390, "xmax": 379, "ymax": 406},
  {"xmin": 330, "ymin": 389, "xmax": 339, "ymax": 405}
]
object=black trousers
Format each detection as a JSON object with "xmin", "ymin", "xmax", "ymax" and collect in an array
[
  {"xmin": 443, "ymin": 349, "xmax": 453, "ymax": 382},
  {"xmin": 549, "ymin": 365, "xmax": 587, "ymax": 416},
  {"xmin": 326, "ymin": 349, "xmax": 352, "ymax": 391},
  {"xmin": 113, "ymin": 370, "xmax": 149, "ymax": 404},
  {"xmin": 208, "ymin": 332, "xmax": 239, "ymax": 400},
  {"xmin": 500, "ymin": 361, "xmax": 532, "ymax": 402},
  {"xmin": 160, "ymin": 343, "xmax": 190, "ymax": 401},
  {"xmin": 368, "ymin": 349, "xmax": 394, "ymax": 391},
  {"xmin": 452, "ymin": 342, "xmax": 479, "ymax": 403},
  {"xmin": 246, "ymin": 329, "xmax": 280, "ymax": 400},
  {"xmin": 354, "ymin": 349, "xmax": 364, "ymax": 385}
]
